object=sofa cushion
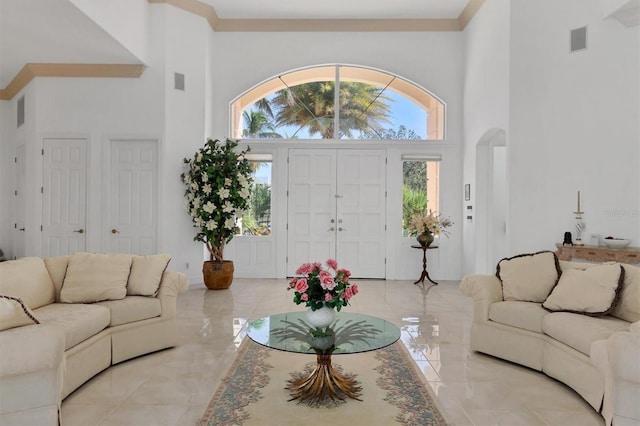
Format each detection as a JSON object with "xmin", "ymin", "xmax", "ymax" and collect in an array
[
  {"xmin": 489, "ymin": 301, "xmax": 547, "ymax": 333},
  {"xmin": 543, "ymin": 264, "xmax": 623, "ymax": 315},
  {"xmin": 496, "ymin": 251, "xmax": 561, "ymax": 302},
  {"xmin": 34, "ymin": 303, "xmax": 110, "ymax": 350},
  {"xmin": 0, "ymin": 295, "xmax": 40, "ymax": 331},
  {"xmin": 44, "ymin": 255, "xmax": 71, "ymax": 302},
  {"xmin": 60, "ymin": 252, "xmax": 132, "ymax": 303},
  {"xmin": 609, "ymin": 264, "xmax": 640, "ymax": 323},
  {"xmin": 127, "ymin": 254, "xmax": 171, "ymax": 297},
  {"xmin": 0, "ymin": 257, "xmax": 55, "ymax": 309},
  {"xmin": 96, "ymin": 296, "xmax": 161, "ymax": 326},
  {"xmin": 542, "ymin": 312, "xmax": 630, "ymax": 356}
]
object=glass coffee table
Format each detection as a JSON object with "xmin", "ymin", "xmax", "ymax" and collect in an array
[{"xmin": 246, "ymin": 311, "xmax": 400, "ymax": 404}]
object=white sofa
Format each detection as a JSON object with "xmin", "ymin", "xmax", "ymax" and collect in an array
[
  {"xmin": 0, "ymin": 253, "xmax": 189, "ymax": 426},
  {"xmin": 460, "ymin": 253, "xmax": 640, "ymax": 426}
]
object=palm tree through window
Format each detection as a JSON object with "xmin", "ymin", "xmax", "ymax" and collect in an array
[{"xmin": 231, "ymin": 65, "xmax": 444, "ymax": 140}]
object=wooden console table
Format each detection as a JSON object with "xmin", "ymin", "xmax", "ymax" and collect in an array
[{"xmin": 555, "ymin": 243, "xmax": 640, "ymax": 264}]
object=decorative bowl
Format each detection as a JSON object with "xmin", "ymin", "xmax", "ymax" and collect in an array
[{"xmin": 603, "ymin": 238, "xmax": 631, "ymax": 249}]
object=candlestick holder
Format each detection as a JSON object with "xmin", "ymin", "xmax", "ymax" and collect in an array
[{"xmin": 574, "ymin": 210, "xmax": 585, "ymax": 246}]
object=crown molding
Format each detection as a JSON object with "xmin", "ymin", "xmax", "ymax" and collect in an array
[
  {"xmin": 150, "ymin": 0, "xmax": 484, "ymax": 32},
  {"xmin": 0, "ymin": 64, "xmax": 146, "ymax": 100}
]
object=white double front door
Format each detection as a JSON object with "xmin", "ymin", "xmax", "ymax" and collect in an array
[{"xmin": 287, "ymin": 149, "xmax": 386, "ymax": 278}]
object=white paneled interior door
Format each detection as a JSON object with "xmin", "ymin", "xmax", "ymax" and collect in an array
[
  {"xmin": 287, "ymin": 149, "xmax": 386, "ymax": 278},
  {"xmin": 109, "ymin": 139, "xmax": 158, "ymax": 255},
  {"xmin": 13, "ymin": 145, "xmax": 26, "ymax": 259},
  {"xmin": 41, "ymin": 138, "xmax": 87, "ymax": 257}
]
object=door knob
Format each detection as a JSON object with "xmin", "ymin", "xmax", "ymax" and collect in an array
[
  {"xmin": 327, "ymin": 227, "xmax": 335, "ymax": 232},
  {"xmin": 338, "ymin": 227, "xmax": 346, "ymax": 232},
  {"xmin": 73, "ymin": 229, "xmax": 84, "ymax": 234},
  {"xmin": 330, "ymin": 219, "xmax": 335, "ymax": 223},
  {"xmin": 18, "ymin": 227, "xmax": 25, "ymax": 232},
  {"xmin": 111, "ymin": 229, "xmax": 120, "ymax": 234}
]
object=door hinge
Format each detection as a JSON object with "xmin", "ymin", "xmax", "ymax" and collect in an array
[
  {"xmin": 41, "ymin": 187, "xmax": 44, "ymax": 194},
  {"xmin": 41, "ymin": 149, "xmax": 44, "ymax": 155},
  {"xmin": 14, "ymin": 190, "xmax": 17, "ymax": 196},
  {"xmin": 14, "ymin": 157, "xmax": 17, "ymax": 163},
  {"xmin": 14, "ymin": 223, "xmax": 17, "ymax": 229},
  {"xmin": 40, "ymin": 225, "xmax": 43, "ymax": 231}
]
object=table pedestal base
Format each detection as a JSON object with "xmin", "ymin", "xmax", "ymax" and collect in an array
[{"xmin": 286, "ymin": 353, "xmax": 362, "ymax": 405}]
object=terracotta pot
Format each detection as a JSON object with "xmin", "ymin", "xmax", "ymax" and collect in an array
[{"xmin": 202, "ymin": 260, "xmax": 234, "ymax": 290}]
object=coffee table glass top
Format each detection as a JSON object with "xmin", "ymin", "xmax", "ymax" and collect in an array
[{"xmin": 246, "ymin": 311, "xmax": 400, "ymax": 355}]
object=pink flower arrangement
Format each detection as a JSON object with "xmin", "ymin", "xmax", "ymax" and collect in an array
[{"xmin": 288, "ymin": 259, "xmax": 357, "ymax": 311}]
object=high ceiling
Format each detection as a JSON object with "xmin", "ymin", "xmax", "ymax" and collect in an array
[{"xmin": 0, "ymin": 0, "xmax": 473, "ymax": 94}]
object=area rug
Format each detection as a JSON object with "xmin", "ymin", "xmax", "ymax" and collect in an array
[{"xmin": 199, "ymin": 339, "xmax": 449, "ymax": 426}]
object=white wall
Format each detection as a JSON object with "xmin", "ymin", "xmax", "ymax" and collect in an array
[
  {"xmin": 508, "ymin": 0, "xmax": 640, "ymax": 252},
  {"xmin": 70, "ymin": 0, "xmax": 150, "ymax": 63},
  {"xmin": 160, "ymin": 5, "xmax": 211, "ymax": 283},
  {"xmin": 0, "ymin": 101, "xmax": 9, "ymax": 259},
  {"xmin": 461, "ymin": 0, "xmax": 511, "ymax": 274}
]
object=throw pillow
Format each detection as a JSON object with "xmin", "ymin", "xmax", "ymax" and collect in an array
[
  {"xmin": 60, "ymin": 252, "xmax": 132, "ymax": 303},
  {"xmin": 609, "ymin": 264, "xmax": 640, "ymax": 323},
  {"xmin": 127, "ymin": 254, "xmax": 171, "ymax": 296},
  {"xmin": 0, "ymin": 295, "xmax": 40, "ymax": 331},
  {"xmin": 496, "ymin": 251, "xmax": 561, "ymax": 302},
  {"xmin": 542, "ymin": 264, "xmax": 624, "ymax": 315},
  {"xmin": 0, "ymin": 257, "xmax": 55, "ymax": 309}
]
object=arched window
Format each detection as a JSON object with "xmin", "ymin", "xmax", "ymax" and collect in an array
[{"xmin": 230, "ymin": 65, "xmax": 445, "ymax": 140}]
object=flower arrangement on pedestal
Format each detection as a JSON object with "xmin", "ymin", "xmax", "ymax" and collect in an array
[
  {"xmin": 409, "ymin": 210, "xmax": 454, "ymax": 247},
  {"xmin": 288, "ymin": 259, "xmax": 357, "ymax": 312},
  {"xmin": 180, "ymin": 138, "xmax": 253, "ymax": 289}
]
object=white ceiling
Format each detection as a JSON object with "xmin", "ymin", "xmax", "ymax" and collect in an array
[
  {"xmin": 201, "ymin": 0, "xmax": 470, "ymax": 20},
  {"xmin": 0, "ymin": 0, "xmax": 471, "ymax": 91}
]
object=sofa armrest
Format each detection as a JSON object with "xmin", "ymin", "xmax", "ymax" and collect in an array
[
  {"xmin": 608, "ymin": 321, "xmax": 640, "ymax": 424},
  {"xmin": 460, "ymin": 274, "xmax": 503, "ymax": 322},
  {"xmin": 0, "ymin": 324, "xmax": 65, "ymax": 420},
  {"xmin": 157, "ymin": 270, "xmax": 189, "ymax": 318},
  {"xmin": 0, "ymin": 325, "xmax": 65, "ymax": 377}
]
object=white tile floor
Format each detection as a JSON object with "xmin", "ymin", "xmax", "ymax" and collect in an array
[{"xmin": 61, "ymin": 279, "xmax": 604, "ymax": 425}]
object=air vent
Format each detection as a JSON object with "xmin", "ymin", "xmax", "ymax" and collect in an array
[
  {"xmin": 174, "ymin": 73, "xmax": 185, "ymax": 91},
  {"xmin": 570, "ymin": 26, "xmax": 587, "ymax": 52},
  {"xmin": 17, "ymin": 96, "xmax": 25, "ymax": 127}
]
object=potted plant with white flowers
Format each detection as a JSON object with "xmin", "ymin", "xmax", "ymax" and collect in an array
[{"xmin": 181, "ymin": 138, "xmax": 253, "ymax": 289}]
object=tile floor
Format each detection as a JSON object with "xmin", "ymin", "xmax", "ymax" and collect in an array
[{"xmin": 61, "ymin": 279, "xmax": 604, "ymax": 425}]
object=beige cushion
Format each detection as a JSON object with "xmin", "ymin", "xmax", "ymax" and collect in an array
[
  {"xmin": 44, "ymin": 255, "xmax": 71, "ymax": 302},
  {"xmin": 497, "ymin": 251, "xmax": 561, "ymax": 302},
  {"xmin": 34, "ymin": 303, "xmax": 110, "ymax": 350},
  {"xmin": 543, "ymin": 264, "xmax": 623, "ymax": 315},
  {"xmin": 610, "ymin": 264, "xmax": 640, "ymax": 323},
  {"xmin": 542, "ymin": 312, "xmax": 630, "ymax": 355},
  {"xmin": 60, "ymin": 252, "xmax": 132, "ymax": 303},
  {"xmin": 489, "ymin": 301, "xmax": 547, "ymax": 333},
  {"xmin": 127, "ymin": 254, "xmax": 171, "ymax": 296},
  {"xmin": 0, "ymin": 257, "xmax": 55, "ymax": 309},
  {"xmin": 96, "ymin": 296, "xmax": 161, "ymax": 326},
  {"xmin": 0, "ymin": 295, "xmax": 40, "ymax": 331}
]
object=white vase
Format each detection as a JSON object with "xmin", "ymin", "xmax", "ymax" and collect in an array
[{"xmin": 306, "ymin": 305, "xmax": 336, "ymax": 328}]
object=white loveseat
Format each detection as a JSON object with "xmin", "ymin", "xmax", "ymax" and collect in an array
[
  {"xmin": 460, "ymin": 252, "xmax": 640, "ymax": 425},
  {"xmin": 0, "ymin": 253, "xmax": 189, "ymax": 426}
]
